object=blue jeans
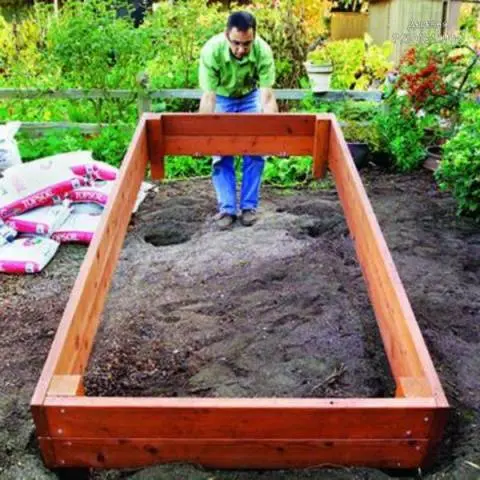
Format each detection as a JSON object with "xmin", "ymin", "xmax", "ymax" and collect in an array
[{"xmin": 212, "ymin": 89, "xmax": 265, "ymax": 216}]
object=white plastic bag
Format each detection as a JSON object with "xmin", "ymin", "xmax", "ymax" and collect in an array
[
  {"xmin": 0, "ymin": 236, "xmax": 59, "ymax": 274},
  {"xmin": 0, "ymin": 164, "xmax": 85, "ymax": 219},
  {"xmin": 52, "ymin": 213, "xmax": 102, "ymax": 244},
  {"xmin": 4, "ymin": 151, "xmax": 118, "ymax": 181},
  {"xmin": 68, "ymin": 180, "xmax": 153, "ymax": 213},
  {"xmin": 0, "ymin": 219, "xmax": 17, "ymax": 246},
  {"xmin": 72, "ymin": 203, "xmax": 104, "ymax": 215},
  {"xmin": 6, "ymin": 202, "xmax": 72, "ymax": 236},
  {"xmin": 0, "ymin": 122, "xmax": 22, "ymax": 172}
]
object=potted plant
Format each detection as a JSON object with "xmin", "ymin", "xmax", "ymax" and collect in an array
[
  {"xmin": 418, "ymin": 113, "xmax": 453, "ymax": 171},
  {"xmin": 342, "ymin": 120, "xmax": 384, "ymax": 169},
  {"xmin": 304, "ymin": 46, "xmax": 334, "ymax": 92}
]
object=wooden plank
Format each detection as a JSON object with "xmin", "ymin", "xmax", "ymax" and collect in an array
[
  {"xmin": 38, "ymin": 437, "xmax": 56, "ymax": 467},
  {"xmin": 19, "ymin": 122, "xmax": 106, "ymax": 135},
  {"xmin": 161, "ymin": 114, "xmax": 316, "ymax": 137},
  {"xmin": 150, "ymin": 89, "xmax": 381, "ymax": 101},
  {"xmin": 396, "ymin": 377, "xmax": 432, "ymax": 398},
  {"xmin": 312, "ymin": 90, "xmax": 382, "ymax": 102},
  {"xmin": 49, "ymin": 437, "xmax": 428, "ymax": 469},
  {"xmin": 150, "ymin": 89, "xmax": 381, "ymax": 102},
  {"xmin": 30, "ymin": 404, "xmax": 50, "ymax": 437},
  {"xmin": 422, "ymin": 406, "xmax": 450, "ymax": 468},
  {"xmin": 48, "ymin": 375, "xmax": 84, "ymax": 396},
  {"xmin": 146, "ymin": 115, "xmax": 164, "ymax": 180},
  {"xmin": 0, "ymin": 88, "xmax": 134, "ymax": 100},
  {"xmin": 163, "ymin": 135, "xmax": 314, "ymax": 156},
  {"xmin": 44, "ymin": 397, "xmax": 435, "ymax": 439},
  {"xmin": 30, "ymin": 117, "xmax": 149, "ymax": 415},
  {"xmin": 15, "ymin": 119, "xmax": 361, "ymax": 137},
  {"xmin": 329, "ymin": 120, "xmax": 425, "ymax": 380},
  {"xmin": 151, "ymin": 88, "xmax": 311, "ymax": 100},
  {"xmin": 312, "ymin": 115, "xmax": 330, "ymax": 178},
  {"xmin": 57, "ymin": 120, "xmax": 149, "ymax": 375},
  {"xmin": 328, "ymin": 117, "xmax": 448, "ymax": 407},
  {"xmin": 0, "ymin": 88, "xmax": 382, "ymax": 102}
]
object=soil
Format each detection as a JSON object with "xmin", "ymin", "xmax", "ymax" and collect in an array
[{"xmin": 0, "ymin": 168, "xmax": 479, "ymax": 480}]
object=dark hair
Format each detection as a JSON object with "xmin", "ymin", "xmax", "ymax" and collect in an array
[{"xmin": 226, "ymin": 11, "xmax": 256, "ymax": 33}]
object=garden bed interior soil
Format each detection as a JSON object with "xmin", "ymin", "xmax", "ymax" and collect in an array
[
  {"xmin": 1, "ymin": 168, "xmax": 479, "ymax": 479},
  {"xmin": 83, "ymin": 179, "xmax": 394, "ymax": 399}
]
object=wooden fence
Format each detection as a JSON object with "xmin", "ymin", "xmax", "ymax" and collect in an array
[{"xmin": 0, "ymin": 88, "xmax": 382, "ymax": 135}]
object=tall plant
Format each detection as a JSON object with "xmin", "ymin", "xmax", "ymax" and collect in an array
[
  {"xmin": 145, "ymin": 0, "xmax": 224, "ymax": 90},
  {"xmin": 46, "ymin": 0, "xmax": 153, "ymax": 89}
]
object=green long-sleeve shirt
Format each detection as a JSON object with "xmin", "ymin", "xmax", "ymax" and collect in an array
[{"xmin": 199, "ymin": 33, "xmax": 275, "ymax": 98}]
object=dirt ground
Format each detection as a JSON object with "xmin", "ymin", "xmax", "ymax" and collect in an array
[{"xmin": 0, "ymin": 167, "xmax": 479, "ymax": 480}]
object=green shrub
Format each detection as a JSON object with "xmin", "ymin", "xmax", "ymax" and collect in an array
[
  {"xmin": 46, "ymin": 0, "xmax": 153, "ymax": 90},
  {"xmin": 165, "ymin": 155, "xmax": 211, "ymax": 179},
  {"xmin": 263, "ymin": 156, "xmax": 312, "ymax": 186},
  {"xmin": 145, "ymin": 0, "xmax": 224, "ymax": 91},
  {"xmin": 394, "ymin": 42, "xmax": 479, "ymax": 115},
  {"xmin": 375, "ymin": 98, "xmax": 426, "ymax": 171},
  {"xmin": 435, "ymin": 101, "xmax": 480, "ymax": 220},
  {"xmin": 307, "ymin": 36, "xmax": 393, "ymax": 90},
  {"xmin": 342, "ymin": 120, "xmax": 382, "ymax": 152},
  {"xmin": 253, "ymin": 2, "xmax": 308, "ymax": 88},
  {"xmin": 17, "ymin": 124, "xmax": 134, "ymax": 167},
  {"xmin": 18, "ymin": 129, "xmax": 86, "ymax": 162}
]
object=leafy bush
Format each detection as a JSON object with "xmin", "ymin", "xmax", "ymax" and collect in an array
[
  {"xmin": 263, "ymin": 156, "xmax": 312, "ymax": 186},
  {"xmin": 306, "ymin": 47, "xmax": 333, "ymax": 66},
  {"xmin": 394, "ymin": 42, "xmax": 479, "ymax": 115},
  {"xmin": 46, "ymin": 0, "xmax": 153, "ymax": 90},
  {"xmin": 435, "ymin": 101, "xmax": 480, "ymax": 220},
  {"xmin": 299, "ymin": 95, "xmax": 381, "ymax": 119},
  {"xmin": 342, "ymin": 121, "xmax": 382, "ymax": 152},
  {"xmin": 165, "ymin": 155, "xmax": 211, "ymax": 180},
  {"xmin": 145, "ymin": 0, "xmax": 224, "ymax": 91},
  {"xmin": 0, "ymin": 4, "xmax": 51, "ymax": 84},
  {"xmin": 245, "ymin": 1, "xmax": 309, "ymax": 89},
  {"xmin": 17, "ymin": 125, "xmax": 134, "ymax": 167},
  {"xmin": 374, "ymin": 97, "xmax": 426, "ymax": 171},
  {"xmin": 307, "ymin": 35, "xmax": 393, "ymax": 90}
]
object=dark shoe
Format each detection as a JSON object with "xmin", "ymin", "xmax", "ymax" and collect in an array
[
  {"xmin": 215, "ymin": 212, "xmax": 236, "ymax": 230},
  {"xmin": 240, "ymin": 209, "xmax": 257, "ymax": 227}
]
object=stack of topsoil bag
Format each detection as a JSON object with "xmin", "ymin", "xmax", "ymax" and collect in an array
[{"xmin": 0, "ymin": 151, "xmax": 152, "ymax": 274}]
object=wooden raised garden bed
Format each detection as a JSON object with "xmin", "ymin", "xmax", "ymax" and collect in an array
[{"xmin": 31, "ymin": 113, "xmax": 449, "ymax": 470}]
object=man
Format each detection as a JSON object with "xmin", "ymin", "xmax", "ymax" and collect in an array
[{"xmin": 198, "ymin": 11, "xmax": 278, "ymax": 230}]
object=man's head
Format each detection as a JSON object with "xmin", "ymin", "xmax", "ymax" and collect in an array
[{"xmin": 225, "ymin": 11, "xmax": 256, "ymax": 60}]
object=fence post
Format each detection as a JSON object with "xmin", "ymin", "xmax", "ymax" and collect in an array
[{"xmin": 136, "ymin": 72, "xmax": 152, "ymax": 118}]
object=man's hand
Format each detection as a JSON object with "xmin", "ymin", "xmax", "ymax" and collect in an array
[
  {"xmin": 199, "ymin": 91, "xmax": 216, "ymax": 113},
  {"xmin": 260, "ymin": 87, "xmax": 278, "ymax": 114}
]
